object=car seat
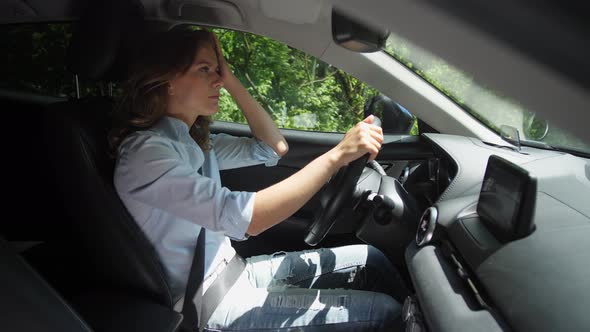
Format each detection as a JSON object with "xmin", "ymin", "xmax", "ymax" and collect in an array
[{"xmin": 43, "ymin": 0, "xmax": 183, "ymax": 330}]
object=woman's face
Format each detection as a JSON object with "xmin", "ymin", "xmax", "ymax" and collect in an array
[{"xmin": 167, "ymin": 44, "xmax": 223, "ymax": 119}]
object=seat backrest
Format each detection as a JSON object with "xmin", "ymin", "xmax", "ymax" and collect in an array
[
  {"xmin": 45, "ymin": 99, "xmax": 174, "ymax": 308},
  {"xmin": 43, "ymin": 0, "xmax": 174, "ymax": 308}
]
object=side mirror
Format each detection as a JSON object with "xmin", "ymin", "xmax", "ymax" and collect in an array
[
  {"xmin": 332, "ymin": 8, "xmax": 389, "ymax": 53},
  {"xmin": 523, "ymin": 112, "xmax": 549, "ymax": 141},
  {"xmin": 364, "ymin": 95, "xmax": 416, "ymax": 135}
]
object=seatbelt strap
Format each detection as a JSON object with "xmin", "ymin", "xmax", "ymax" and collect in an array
[
  {"xmin": 182, "ymin": 167, "xmax": 247, "ymax": 331},
  {"xmin": 181, "ymin": 166, "xmax": 206, "ymax": 331},
  {"xmin": 198, "ymin": 255, "xmax": 246, "ymax": 331},
  {"xmin": 181, "ymin": 228, "xmax": 205, "ymax": 332}
]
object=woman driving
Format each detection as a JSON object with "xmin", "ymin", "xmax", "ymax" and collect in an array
[{"xmin": 110, "ymin": 27, "xmax": 408, "ymax": 331}]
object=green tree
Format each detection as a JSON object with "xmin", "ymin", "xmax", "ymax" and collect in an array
[{"xmin": 214, "ymin": 29, "xmax": 379, "ymax": 132}]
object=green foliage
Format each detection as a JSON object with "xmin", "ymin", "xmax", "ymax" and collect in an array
[
  {"xmin": 384, "ymin": 34, "xmax": 505, "ymax": 132},
  {"xmin": 384, "ymin": 33, "xmax": 590, "ymax": 152},
  {"xmin": 0, "ymin": 23, "xmax": 123, "ymax": 98},
  {"xmin": 1, "ymin": 23, "xmax": 419, "ymax": 135},
  {"xmin": 213, "ymin": 29, "xmax": 381, "ymax": 133},
  {"xmin": 410, "ymin": 116, "xmax": 420, "ymax": 136},
  {"xmin": 1, "ymin": 23, "xmax": 73, "ymax": 97}
]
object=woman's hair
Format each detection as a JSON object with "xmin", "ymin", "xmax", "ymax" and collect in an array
[{"xmin": 109, "ymin": 27, "xmax": 216, "ymax": 154}]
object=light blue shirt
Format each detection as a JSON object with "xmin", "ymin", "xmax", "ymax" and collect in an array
[{"xmin": 114, "ymin": 116, "xmax": 280, "ymax": 301}]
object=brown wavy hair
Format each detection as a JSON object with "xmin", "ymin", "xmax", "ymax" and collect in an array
[{"xmin": 109, "ymin": 27, "xmax": 216, "ymax": 154}]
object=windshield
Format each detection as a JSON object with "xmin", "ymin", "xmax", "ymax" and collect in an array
[{"xmin": 383, "ymin": 32, "xmax": 590, "ymax": 155}]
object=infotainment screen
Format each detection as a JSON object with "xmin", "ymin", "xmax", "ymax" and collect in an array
[{"xmin": 477, "ymin": 155, "xmax": 536, "ymax": 242}]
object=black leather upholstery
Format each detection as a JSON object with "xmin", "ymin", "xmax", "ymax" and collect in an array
[
  {"xmin": 44, "ymin": 98, "xmax": 174, "ymax": 308},
  {"xmin": 42, "ymin": 3, "xmax": 183, "ymax": 329},
  {"xmin": 0, "ymin": 237, "xmax": 93, "ymax": 332},
  {"xmin": 72, "ymin": 290, "xmax": 182, "ymax": 332},
  {"xmin": 45, "ymin": 0, "xmax": 178, "ymax": 308}
]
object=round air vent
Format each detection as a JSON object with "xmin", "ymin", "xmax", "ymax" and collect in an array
[{"xmin": 416, "ymin": 207, "xmax": 438, "ymax": 246}]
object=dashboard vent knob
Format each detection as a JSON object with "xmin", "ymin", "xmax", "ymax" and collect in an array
[{"xmin": 416, "ymin": 207, "xmax": 438, "ymax": 246}]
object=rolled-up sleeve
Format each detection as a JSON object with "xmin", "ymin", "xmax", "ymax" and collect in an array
[
  {"xmin": 114, "ymin": 136, "xmax": 253, "ymax": 239},
  {"xmin": 211, "ymin": 133, "xmax": 280, "ymax": 170}
]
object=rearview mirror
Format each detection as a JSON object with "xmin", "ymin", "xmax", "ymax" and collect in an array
[
  {"xmin": 332, "ymin": 9, "xmax": 389, "ymax": 53},
  {"xmin": 364, "ymin": 95, "xmax": 416, "ymax": 135}
]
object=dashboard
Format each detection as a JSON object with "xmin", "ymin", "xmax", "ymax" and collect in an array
[{"xmin": 404, "ymin": 133, "xmax": 590, "ymax": 331}]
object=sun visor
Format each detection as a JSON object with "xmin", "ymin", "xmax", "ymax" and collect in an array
[
  {"xmin": 0, "ymin": 1, "xmax": 36, "ymax": 21},
  {"xmin": 0, "ymin": 0, "xmax": 87, "ymax": 23}
]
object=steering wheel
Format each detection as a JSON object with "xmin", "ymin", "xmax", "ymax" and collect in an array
[{"xmin": 304, "ymin": 117, "xmax": 382, "ymax": 246}]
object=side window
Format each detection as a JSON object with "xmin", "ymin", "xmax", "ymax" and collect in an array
[
  {"xmin": 213, "ymin": 28, "xmax": 382, "ymax": 133},
  {"xmin": 0, "ymin": 23, "xmax": 121, "ymax": 98},
  {"xmin": 1, "ymin": 23, "xmax": 74, "ymax": 97}
]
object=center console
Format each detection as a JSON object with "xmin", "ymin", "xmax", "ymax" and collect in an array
[{"xmin": 403, "ymin": 155, "xmax": 538, "ymax": 331}]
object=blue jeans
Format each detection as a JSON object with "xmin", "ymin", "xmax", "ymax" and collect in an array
[{"xmin": 205, "ymin": 245, "xmax": 408, "ymax": 331}]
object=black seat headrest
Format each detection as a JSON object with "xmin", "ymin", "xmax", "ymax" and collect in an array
[{"xmin": 66, "ymin": 0, "xmax": 147, "ymax": 82}]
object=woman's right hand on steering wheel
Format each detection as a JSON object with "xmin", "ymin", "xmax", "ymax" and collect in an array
[
  {"xmin": 329, "ymin": 115, "xmax": 384, "ymax": 168},
  {"xmin": 248, "ymin": 115, "xmax": 383, "ymax": 237}
]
